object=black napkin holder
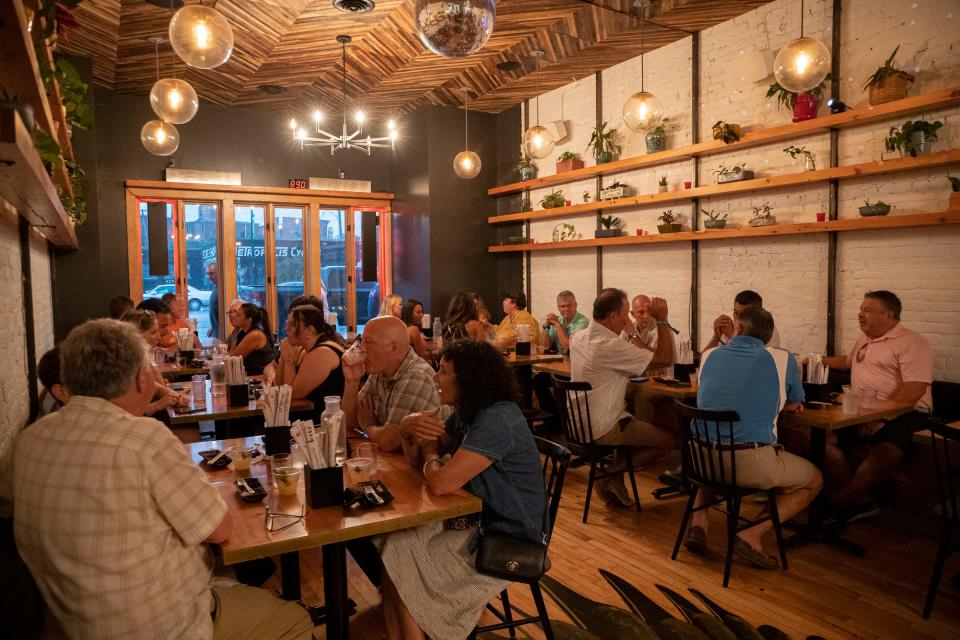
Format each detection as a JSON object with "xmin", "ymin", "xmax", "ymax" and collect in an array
[
  {"xmin": 227, "ymin": 384, "xmax": 249, "ymax": 407},
  {"xmin": 803, "ymin": 382, "xmax": 832, "ymax": 403},
  {"xmin": 515, "ymin": 341, "xmax": 531, "ymax": 356},
  {"xmin": 674, "ymin": 363, "xmax": 696, "ymax": 382},
  {"xmin": 179, "ymin": 349, "xmax": 195, "ymax": 364},
  {"xmin": 304, "ymin": 464, "xmax": 344, "ymax": 509},
  {"xmin": 263, "ymin": 426, "xmax": 291, "ymax": 456}
]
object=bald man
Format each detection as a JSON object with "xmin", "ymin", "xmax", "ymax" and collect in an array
[
  {"xmin": 623, "ymin": 294, "xmax": 675, "ymax": 378},
  {"xmin": 342, "ymin": 316, "xmax": 444, "ymax": 460}
]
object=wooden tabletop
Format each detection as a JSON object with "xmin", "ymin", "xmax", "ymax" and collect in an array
[
  {"xmin": 158, "ymin": 361, "xmax": 210, "ymax": 377},
  {"xmin": 533, "ymin": 360, "xmax": 698, "ymax": 398},
  {"xmin": 187, "ymin": 438, "xmax": 482, "ymax": 565},
  {"xmin": 785, "ymin": 397, "xmax": 915, "ymax": 431},
  {"xmin": 168, "ymin": 384, "xmax": 313, "ymax": 424},
  {"xmin": 505, "ymin": 352, "xmax": 564, "ymax": 366}
]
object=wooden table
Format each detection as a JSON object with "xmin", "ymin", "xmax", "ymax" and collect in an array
[
  {"xmin": 533, "ymin": 360, "xmax": 698, "ymax": 398},
  {"xmin": 186, "ymin": 438, "xmax": 481, "ymax": 639},
  {"xmin": 158, "ymin": 361, "xmax": 210, "ymax": 378},
  {"xmin": 782, "ymin": 397, "xmax": 915, "ymax": 554},
  {"xmin": 168, "ymin": 385, "xmax": 313, "ymax": 432}
]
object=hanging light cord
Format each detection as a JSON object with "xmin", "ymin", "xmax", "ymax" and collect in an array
[
  {"xmin": 341, "ymin": 40, "xmax": 348, "ymax": 130},
  {"xmin": 154, "ymin": 39, "xmax": 160, "ymax": 82},
  {"xmin": 640, "ymin": 16, "xmax": 645, "ymax": 92},
  {"xmin": 800, "ymin": 0, "xmax": 805, "ymax": 38},
  {"xmin": 463, "ymin": 91, "xmax": 468, "ymax": 149}
]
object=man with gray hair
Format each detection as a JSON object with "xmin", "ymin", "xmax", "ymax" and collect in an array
[{"xmin": 14, "ymin": 319, "xmax": 312, "ymax": 639}]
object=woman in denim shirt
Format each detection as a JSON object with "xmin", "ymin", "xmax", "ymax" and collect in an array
[{"xmin": 378, "ymin": 339, "xmax": 546, "ymax": 639}]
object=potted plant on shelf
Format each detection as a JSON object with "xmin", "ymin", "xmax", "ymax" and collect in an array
[
  {"xmin": 599, "ymin": 180, "xmax": 633, "ymax": 201},
  {"xmin": 0, "ymin": 89, "xmax": 36, "ymax": 132},
  {"xmin": 885, "ymin": 119, "xmax": 943, "ymax": 157},
  {"xmin": 949, "ymin": 175, "xmax": 960, "ymax": 210},
  {"xmin": 503, "ymin": 235, "xmax": 530, "ymax": 245},
  {"xmin": 644, "ymin": 115, "xmax": 671, "ymax": 153},
  {"xmin": 539, "ymin": 189, "xmax": 566, "ymax": 209},
  {"xmin": 864, "ymin": 45, "xmax": 915, "ymax": 106},
  {"xmin": 556, "ymin": 151, "xmax": 583, "ymax": 174},
  {"xmin": 586, "ymin": 121, "xmax": 621, "ymax": 164},
  {"xmin": 42, "ymin": 57, "xmax": 93, "ymax": 134},
  {"xmin": 552, "ymin": 223, "xmax": 579, "ymax": 242},
  {"xmin": 714, "ymin": 163, "xmax": 753, "ymax": 184},
  {"xmin": 749, "ymin": 201, "xmax": 776, "ymax": 227},
  {"xmin": 701, "ymin": 208, "xmax": 728, "ymax": 229},
  {"xmin": 712, "ymin": 121, "xmax": 741, "ymax": 144},
  {"xmin": 858, "ymin": 199, "xmax": 892, "ymax": 217},
  {"xmin": 783, "ymin": 145, "xmax": 816, "ymax": 171},
  {"xmin": 657, "ymin": 210, "xmax": 683, "ymax": 233},
  {"xmin": 595, "ymin": 215, "xmax": 625, "ymax": 238},
  {"xmin": 582, "ymin": 190, "xmax": 592, "ymax": 203},
  {"xmin": 657, "ymin": 175, "xmax": 669, "ymax": 193},
  {"xmin": 767, "ymin": 73, "xmax": 832, "ymax": 122},
  {"xmin": 516, "ymin": 155, "xmax": 537, "ymax": 181}
]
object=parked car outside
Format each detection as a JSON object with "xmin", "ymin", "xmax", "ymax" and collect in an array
[{"xmin": 143, "ymin": 283, "xmax": 212, "ymax": 311}]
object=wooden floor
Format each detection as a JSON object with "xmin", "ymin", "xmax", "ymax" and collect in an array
[{"xmin": 263, "ymin": 456, "xmax": 959, "ymax": 639}]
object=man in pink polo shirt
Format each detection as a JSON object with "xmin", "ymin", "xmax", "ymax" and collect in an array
[{"xmin": 820, "ymin": 290, "xmax": 933, "ymax": 521}]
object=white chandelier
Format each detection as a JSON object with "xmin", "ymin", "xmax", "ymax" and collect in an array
[{"xmin": 290, "ymin": 35, "xmax": 397, "ymax": 155}]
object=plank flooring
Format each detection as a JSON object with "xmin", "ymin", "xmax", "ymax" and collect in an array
[{"xmin": 261, "ymin": 454, "xmax": 960, "ymax": 639}]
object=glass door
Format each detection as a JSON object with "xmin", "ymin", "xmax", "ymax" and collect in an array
[
  {"xmin": 181, "ymin": 202, "xmax": 219, "ymax": 345},
  {"xmin": 274, "ymin": 206, "xmax": 305, "ymax": 338},
  {"xmin": 235, "ymin": 204, "xmax": 268, "ymax": 308},
  {"xmin": 319, "ymin": 209, "xmax": 347, "ymax": 332},
  {"xmin": 138, "ymin": 200, "xmax": 176, "ymax": 300},
  {"xmin": 354, "ymin": 209, "xmax": 382, "ymax": 333}
]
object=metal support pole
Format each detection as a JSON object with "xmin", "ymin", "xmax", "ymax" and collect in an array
[
  {"xmin": 826, "ymin": 0, "xmax": 843, "ymax": 355},
  {"xmin": 595, "ymin": 71, "xmax": 604, "ymax": 295},
  {"xmin": 690, "ymin": 32, "xmax": 700, "ymax": 352}
]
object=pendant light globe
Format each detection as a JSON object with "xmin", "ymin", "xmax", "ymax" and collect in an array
[
  {"xmin": 523, "ymin": 125, "xmax": 554, "ymax": 159},
  {"xmin": 141, "ymin": 120, "xmax": 180, "ymax": 156},
  {"xmin": 453, "ymin": 151, "xmax": 481, "ymax": 179},
  {"xmin": 773, "ymin": 36, "xmax": 831, "ymax": 93},
  {"xmin": 169, "ymin": 5, "xmax": 234, "ymax": 69},
  {"xmin": 622, "ymin": 90, "xmax": 663, "ymax": 132},
  {"xmin": 149, "ymin": 78, "xmax": 199, "ymax": 124}
]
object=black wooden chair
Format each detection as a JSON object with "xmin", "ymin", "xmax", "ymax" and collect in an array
[
  {"xmin": 552, "ymin": 377, "xmax": 641, "ymax": 522},
  {"xmin": 471, "ymin": 436, "xmax": 571, "ymax": 640},
  {"xmin": 923, "ymin": 419, "xmax": 960, "ymax": 619},
  {"xmin": 671, "ymin": 401, "xmax": 788, "ymax": 587}
]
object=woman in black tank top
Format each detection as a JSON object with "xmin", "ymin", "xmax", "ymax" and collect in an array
[
  {"xmin": 278, "ymin": 304, "xmax": 346, "ymax": 418},
  {"xmin": 228, "ymin": 303, "xmax": 275, "ymax": 376},
  {"xmin": 442, "ymin": 292, "xmax": 486, "ymax": 342}
]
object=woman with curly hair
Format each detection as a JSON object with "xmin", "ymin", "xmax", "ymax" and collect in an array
[
  {"xmin": 381, "ymin": 339, "xmax": 547, "ymax": 639},
  {"xmin": 442, "ymin": 293, "xmax": 486, "ymax": 342}
]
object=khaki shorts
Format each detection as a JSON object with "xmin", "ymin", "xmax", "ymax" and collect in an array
[
  {"xmin": 212, "ymin": 584, "xmax": 313, "ymax": 640},
  {"xmin": 597, "ymin": 417, "xmax": 675, "ymax": 449},
  {"xmin": 719, "ymin": 445, "xmax": 817, "ymax": 493}
]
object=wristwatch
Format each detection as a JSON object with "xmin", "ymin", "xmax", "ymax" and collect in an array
[{"xmin": 422, "ymin": 456, "xmax": 442, "ymax": 476}]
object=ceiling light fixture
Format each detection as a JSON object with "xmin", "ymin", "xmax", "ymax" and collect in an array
[
  {"xmin": 453, "ymin": 87, "xmax": 481, "ymax": 179},
  {"xmin": 290, "ymin": 35, "xmax": 397, "ymax": 155},
  {"xmin": 622, "ymin": 7, "xmax": 663, "ymax": 132},
  {"xmin": 773, "ymin": 0, "xmax": 831, "ymax": 93},
  {"xmin": 332, "ymin": 0, "xmax": 376, "ymax": 13},
  {"xmin": 148, "ymin": 37, "xmax": 198, "ymax": 124},
  {"xmin": 415, "ymin": 0, "xmax": 496, "ymax": 58},
  {"xmin": 521, "ymin": 50, "xmax": 554, "ymax": 159},
  {"xmin": 142, "ymin": 37, "xmax": 181, "ymax": 156},
  {"xmin": 168, "ymin": 2, "xmax": 234, "ymax": 70}
]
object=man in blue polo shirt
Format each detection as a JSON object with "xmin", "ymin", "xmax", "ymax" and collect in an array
[{"xmin": 687, "ymin": 306, "xmax": 822, "ymax": 568}]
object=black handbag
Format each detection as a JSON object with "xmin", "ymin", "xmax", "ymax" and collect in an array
[{"xmin": 475, "ymin": 498, "xmax": 550, "ymax": 582}]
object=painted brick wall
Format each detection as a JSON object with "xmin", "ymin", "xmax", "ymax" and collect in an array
[
  {"xmin": 30, "ymin": 229, "xmax": 54, "ymax": 358},
  {"xmin": 518, "ymin": 0, "xmax": 960, "ymax": 380},
  {"xmin": 0, "ymin": 213, "xmax": 28, "ymax": 510}
]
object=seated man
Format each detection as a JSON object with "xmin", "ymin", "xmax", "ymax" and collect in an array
[
  {"xmin": 343, "ymin": 316, "xmax": 444, "ymax": 462},
  {"xmin": 14, "ymin": 319, "xmax": 312, "ymax": 639},
  {"xmin": 494, "ymin": 290, "xmax": 541, "ymax": 348},
  {"xmin": 622, "ymin": 293, "xmax": 675, "ymax": 378},
  {"xmin": 819, "ymin": 290, "xmax": 933, "ymax": 520},
  {"xmin": 37, "ymin": 346, "xmax": 70, "ymax": 416},
  {"xmin": 137, "ymin": 298, "xmax": 175, "ymax": 349},
  {"xmin": 691, "ymin": 306, "xmax": 822, "ymax": 567},
  {"xmin": 704, "ymin": 289, "xmax": 781, "ymax": 351},
  {"xmin": 539, "ymin": 290, "xmax": 589, "ymax": 353},
  {"xmin": 107, "ymin": 294, "xmax": 134, "ymax": 320},
  {"xmin": 570, "ymin": 288, "xmax": 678, "ymax": 506}
]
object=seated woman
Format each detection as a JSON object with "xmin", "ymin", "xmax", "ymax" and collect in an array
[
  {"xmin": 37, "ymin": 346, "xmax": 69, "ymax": 416},
  {"xmin": 379, "ymin": 294, "xmax": 403, "ymax": 318},
  {"xmin": 443, "ymin": 293, "xmax": 486, "ymax": 342},
  {"xmin": 383, "ymin": 340, "xmax": 547, "ymax": 639},
  {"xmin": 469, "ymin": 292, "xmax": 496, "ymax": 341},
  {"xmin": 401, "ymin": 298, "xmax": 428, "ymax": 359},
  {"xmin": 228, "ymin": 303, "xmax": 275, "ymax": 376},
  {"xmin": 161, "ymin": 292, "xmax": 202, "ymax": 349},
  {"xmin": 278, "ymin": 305, "xmax": 345, "ymax": 411},
  {"xmin": 120, "ymin": 310, "xmax": 180, "ymax": 416}
]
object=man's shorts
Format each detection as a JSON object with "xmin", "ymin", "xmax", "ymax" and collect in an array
[
  {"xmin": 726, "ymin": 444, "xmax": 817, "ymax": 493},
  {"xmin": 836, "ymin": 410, "xmax": 929, "ymax": 454}
]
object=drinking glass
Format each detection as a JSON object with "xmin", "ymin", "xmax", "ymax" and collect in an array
[
  {"xmin": 841, "ymin": 391, "xmax": 860, "ymax": 415},
  {"xmin": 354, "ymin": 442, "xmax": 378, "ymax": 475},
  {"xmin": 233, "ymin": 446, "xmax": 256, "ymax": 472},
  {"xmin": 191, "ymin": 375, "xmax": 207, "ymax": 408},
  {"xmin": 345, "ymin": 458, "xmax": 375, "ymax": 486},
  {"xmin": 858, "ymin": 386, "xmax": 878, "ymax": 409},
  {"xmin": 272, "ymin": 465, "xmax": 302, "ymax": 496},
  {"xmin": 153, "ymin": 347, "xmax": 165, "ymax": 366},
  {"xmin": 210, "ymin": 358, "xmax": 227, "ymax": 396}
]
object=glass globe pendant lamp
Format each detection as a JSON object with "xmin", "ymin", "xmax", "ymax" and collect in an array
[
  {"xmin": 773, "ymin": 0, "xmax": 830, "ymax": 93},
  {"xmin": 150, "ymin": 77, "xmax": 198, "ymax": 124},
  {"xmin": 141, "ymin": 120, "xmax": 180, "ymax": 156},
  {"xmin": 453, "ymin": 87, "xmax": 481, "ymax": 179},
  {"xmin": 622, "ymin": 15, "xmax": 663, "ymax": 132},
  {"xmin": 414, "ymin": 0, "xmax": 496, "ymax": 58},
  {"xmin": 521, "ymin": 50, "xmax": 554, "ymax": 159},
  {"xmin": 169, "ymin": 4, "xmax": 234, "ymax": 69}
]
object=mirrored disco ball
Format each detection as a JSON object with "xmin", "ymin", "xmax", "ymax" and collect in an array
[{"xmin": 415, "ymin": 0, "xmax": 496, "ymax": 58}]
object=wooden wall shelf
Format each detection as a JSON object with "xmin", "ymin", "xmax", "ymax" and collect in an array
[
  {"xmin": 488, "ymin": 149, "xmax": 960, "ymax": 224},
  {"xmin": 488, "ymin": 87, "xmax": 960, "ymax": 198},
  {"xmin": 0, "ymin": 109, "xmax": 78, "ymax": 249},
  {"xmin": 487, "ymin": 211, "xmax": 960, "ymax": 253}
]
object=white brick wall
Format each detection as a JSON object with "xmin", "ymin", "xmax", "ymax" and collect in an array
[
  {"xmin": 30, "ymin": 228, "xmax": 54, "ymax": 358},
  {"xmin": 0, "ymin": 213, "xmax": 28, "ymax": 510},
  {"xmin": 518, "ymin": 0, "xmax": 960, "ymax": 380}
]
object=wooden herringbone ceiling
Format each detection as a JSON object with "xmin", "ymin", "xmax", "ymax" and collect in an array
[{"xmin": 62, "ymin": 0, "xmax": 771, "ymax": 116}]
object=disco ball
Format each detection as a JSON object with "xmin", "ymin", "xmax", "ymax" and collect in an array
[{"xmin": 414, "ymin": 0, "xmax": 496, "ymax": 58}]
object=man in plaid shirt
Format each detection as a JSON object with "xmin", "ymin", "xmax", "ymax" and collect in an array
[{"xmin": 14, "ymin": 319, "xmax": 312, "ymax": 640}]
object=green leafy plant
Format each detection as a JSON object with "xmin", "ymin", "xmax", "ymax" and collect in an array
[
  {"xmin": 606, "ymin": 180, "xmax": 627, "ymax": 190},
  {"xmin": 885, "ymin": 119, "xmax": 944, "ymax": 156},
  {"xmin": 766, "ymin": 73, "xmax": 834, "ymax": 110},
  {"xmin": 599, "ymin": 215, "xmax": 623, "ymax": 230},
  {"xmin": 783, "ymin": 145, "xmax": 811, "ymax": 159},
  {"xmin": 646, "ymin": 115, "xmax": 671, "ymax": 136},
  {"xmin": 33, "ymin": 129, "xmax": 62, "ymax": 170},
  {"xmin": 43, "ymin": 57, "xmax": 93, "ymax": 130},
  {"xmin": 539, "ymin": 189, "xmax": 566, "ymax": 209},
  {"xmin": 658, "ymin": 210, "xmax": 677, "ymax": 225},
  {"xmin": 62, "ymin": 160, "xmax": 88, "ymax": 226},
  {"xmin": 586, "ymin": 121, "xmax": 621, "ymax": 159},
  {"xmin": 713, "ymin": 163, "xmax": 746, "ymax": 179},
  {"xmin": 582, "ymin": 190, "xmax": 592, "ymax": 202},
  {"xmin": 948, "ymin": 176, "xmax": 960, "ymax": 192},
  {"xmin": 701, "ymin": 208, "xmax": 728, "ymax": 222},
  {"xmin": 711, "ymin": 121, "xmax": 740, "ymax": 144},
  {"xmin": 863, "ymin": 45, "xmax": 915, "ymax": 90},
  {"xmin": 557, "ymin": 151, "xmax": 579, "ymax": 162},
  {"xmin": 750, "ymin": 201, "xmax": 775, "ymax": 222},
  {"xmin": 658, "ymin": 175, "xmax": 668, "ymax": 186},
  {"xmin": 863, "ymin": 199, "xmax": 889, "ymax": 208},
  {"xmin": 516, "ymin": 155, "xmax": 536, "ymax": 170}
]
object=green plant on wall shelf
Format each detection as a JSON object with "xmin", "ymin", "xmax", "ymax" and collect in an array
[
  {"xmin": 586, "ymin": 121, "xmax": 621, "ymax": 163},
  {"xmin": 885, "ymin": 119, "xmax": 943, "ymax": 157},
  {"xmin": 766, "ymin": 73, "xmax": 833, "ymax": 110},
  {"xmin": 646, "ymin": 115, "xmax": 671, "ymax": 136},
  {"xmin": 599, "ymin": 215, "xmax": 623, "ymax": 230},
  {"xmin": 711, "ymin": 121, "xmax": 740, "ymax": 144},
  {"xmin": 713, "ymin": 163, "xmax": 746, "ymax": 179},
  {"xmin": 864, "ymin": 45, "xmax": 915, "ymax": 90},
  {"xmin": 33, "ymin": 129, "xmax": 62, "ymax": 170},
  {"xmin": 750, "ymin": 201, "xmax": 775, "ymax": 224},
  {"xmin": 701, "ymin": 208, "xmax": 727, "ymax": 222},
  {"xmin": 606, "ymin": 180, "xmax": 627, "ymax": 190},
  {"xmin": 539, "ymin": 189, "xmax": 566, "ymax": 209},
  {"xmin": 658, "ymin": 175, "xmax": 668, "ymax": 186},
  {"xmin": 42, "ymin": 57, "xmax": 94, "ymax": 131},
  {"xmin": 557, "ymin": 151, "xmax": 579, "ymax": 162},
  {"xmin": 658, "ymin": 209, "xmax": 677, "ymax": 225},
  {"xmin": 948, "ymin": 176, "xmax": 960, "ymax": 192},
  {"xmin": 62, "ymin": 160, "xmax": 88, "ymax": 226}
]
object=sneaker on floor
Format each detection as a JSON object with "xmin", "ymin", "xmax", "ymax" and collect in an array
[
  {"xmin": 684, "ymin": 525, "xmax": 707, "ymax": 555},
  {"xmin": 600, "ymin": 479, "xmax": 635, "ymax": 507},
  {"xmin": 733, "ymin": 537, "xmax": 779, "ymax": 569},
  {"xmin": 662, "ymin": 465, "xmax": 684, "ymax": 480}
]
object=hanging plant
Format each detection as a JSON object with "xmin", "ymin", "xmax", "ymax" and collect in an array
[{"xmin": 42, "ymin": 57, "xmax": 94, "ymax": 131}]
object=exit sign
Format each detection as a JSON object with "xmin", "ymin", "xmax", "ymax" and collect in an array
[{"xmin": 288, "ymin": 178, "xmax": 308, "ymax": 189}]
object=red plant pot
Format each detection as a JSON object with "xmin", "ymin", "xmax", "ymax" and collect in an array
[{"xmin": 792, "ymin": 92, "xmax": 819, "ymax": 122}]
